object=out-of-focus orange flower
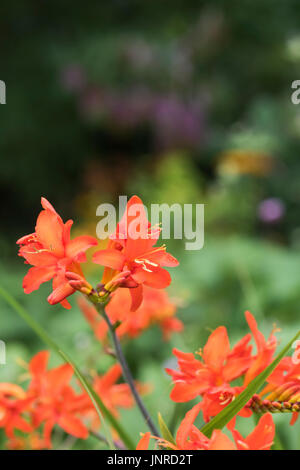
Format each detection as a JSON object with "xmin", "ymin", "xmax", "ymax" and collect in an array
[
  {"xmin": 6, "ymin": 432, "xmax": 48, "ymax": 450},
  {"xmin": 27, "ymin": 351, "xmax": 88, "ymax": 448},
  {"xmin": 93, "ymin": 195, "xmax": 179, "ymax": 311},
  {"xmin": 232, "ymin": 413, "xmax": 275, "ymax": 450},
  {"xmin": 166, "ymin": 311, "xmax": 277, "ymax": 424},
  {"xmin": 1, "ymin": 351, "xmax": 150, "ymax": 449},
  {"xmin": 80, "ymin": 363, "xmax": 148, "ymax": 432},
  {"xmin": 78, "ymin": 286, "xmax": 183, "ymax": 341},
  {"xmin": 136, "ymin": 403, "xmax": 236, "ymax": 450},
  {"xmin": 0, "ymin": 383, "xmax": 33, "ymax": 438},
  {"xmin": 17, "ymin": 197, "xmax": 98, "ymax": 309}
]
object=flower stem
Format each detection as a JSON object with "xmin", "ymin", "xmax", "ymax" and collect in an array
[{"xmin": 96, "ymin": 305, "xmax": 160, "ymax": 437}]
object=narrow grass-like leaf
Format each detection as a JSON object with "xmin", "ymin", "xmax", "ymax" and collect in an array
[
  {"xmin": 158, "ymin": 412, "xmax": 177, "ymax": 447},
  {"xmin": 201, "ymin": 329, "xmax": 300, "ymax": 438},
  {"xmin": 0, "ymin": 286, "xmax": 135, "ymax": 450}
]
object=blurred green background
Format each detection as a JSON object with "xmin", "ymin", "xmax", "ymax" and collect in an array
[{"xmin": 1, "ymin": 0, "xmax": 300, "ymax": 449}]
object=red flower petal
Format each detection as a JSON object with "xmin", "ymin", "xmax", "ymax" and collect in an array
[
  {"xmin": 170, "ymin": 382, "xmax": 204, "ymax": 402},
  {"xmin": 66, "ymin": 235, "xmax": 98, "ymax": 260},
  {"xmin": 63, "ymin": 219, "xmax": 73, "ymax": 246},
  {"xmin": 245, "ymin": 413, "xmax": 274, "ymax": 450},
  {"xmin": 58, "ymin": 414, "xmax": 88, "ymax": 439},
  {"xmin": 176, "ymin": 402, "xmax": 202, "ymax": 448},
  {"xmin": 59, "ymin": 298, "xmax": 72, "ymax": 310},
  {"xmin": 35, "ymin": 210, "xmax": 64, "ymax": 257},
  {"xmin": 145, "ymin": 249, "xmax": 179, "ymax": 267},
  {"xmin": 41, "ymin": 197, "xmax": 59, "ymax": 216},
  {"xmin": 29, "ymin": 351, "xmax": 50, "ymax": 376},
  {"xmin": 16, "ymin": 232, "xmax": 36, "ymax": 245},
  {"xmin": 23, "ymin": 266, "xmax": 56, "ymax": 294},
  {"xmin": 19, "ymin": 243, "xmax": 58, "ymax": 267},
  {"xmin": 47, "ymin": 364, "xmax": 74, "ymax": 393},
  {"xmin": 92, "ymin": 249, "xmax": 125, "ymax": 270},
  {"xmin": 209, "ymin": 430, "xmax": 236, "ymax": 450},
  {"xmin": 203, "ymin": 326, "xmax": 230, "ymax": 372},
  {"xmin": 245, "ymin": 311, "xmax": 266, "ymax": 353},
  {"xmin": 136, "ymin": 432, "xmax": 151, "ymax": 450},
  {"xmin": 98, "ymin": 364, "xmax": 122, "ymax": 389},
  {"xmin": 129, "ymin": 284, "xmax": 144, "ymax": 311},
  {"xmin": 132, "ymin": 266, "xmax": 171, "ymax": 289}
]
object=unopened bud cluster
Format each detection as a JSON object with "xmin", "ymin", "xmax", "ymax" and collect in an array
[{"xmin": 247, "ymin": 394, "xmax": 300, "ymax": 414}]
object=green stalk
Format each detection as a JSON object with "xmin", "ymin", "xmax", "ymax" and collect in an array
[{"xmin": 97, "ymin": 305, "xmax": 160, "ymax": 437}]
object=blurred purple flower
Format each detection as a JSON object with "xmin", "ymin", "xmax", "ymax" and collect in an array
[
  {"xmin": 76, "ymin": 83, "xmax": 205, "ymax": 150},
  {"xmin": 154, "ymin": 96, "xmax": 204, "ymax": 149},
  {"xmin": 108, "ymin": 89, "xmax": 155, "ymax": 127},
  {"xmin": 258, "ymin": 198, "xmax": 285, "ymax": 223}
]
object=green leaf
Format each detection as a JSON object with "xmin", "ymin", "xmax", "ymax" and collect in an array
[
  {"xmin": 0, "ymin": 286, "xmax": 135, "ymax": 450},
  {"xmin": 158, "ymin": 412, "xmax": 177, "ymax": 447},
  {"xmin": 201, "ymin": 328, "xmax": 300, "ymax": 438}
]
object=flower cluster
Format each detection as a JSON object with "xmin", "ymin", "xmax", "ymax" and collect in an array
[
  {"xmin": 17, "ymin": 196, "xmax": 179, "ymax": 314},
  {"xmin": 166, "ymin": 311, "xmax": 277, "ymax": 426},
  {"xmin": 11, "ymin": 195, "xmax": 300, "ymax": 451},
  {"xmin": 0, "ymin": 351, "xmax": 144, "ymax": 449},
  {"xmin": 17, "ymin": 198, "xmax": 98, "ymax": 309},
  {"xmin": 92, "ymin": 195, "xmax": 179, "ymax": 310}
]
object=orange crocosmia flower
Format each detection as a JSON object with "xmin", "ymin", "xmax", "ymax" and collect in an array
[
  {"xmin": 0, "ymin": 383, "xmax": 33, "ymax": 438},
  {"xmin": 135, "ymin": 287, "xmax": 183, "ymax": 340},
  {"xmin": 203, "ymin": 311, "xmax": 278, "ymax": 425},
  {"xmin": 166, "ymin": 325, "xmax": 253, "ymax": 403},
  {"xmin": 105, "ymin": 286, "xmax": 183, "ymax": 339},
  {"xmin": 27, "ymin": 351, "xmax": 88, "ymax": 448},
  {"xmin": 92, "ymin": 195, "xmax": 179, "ymax": 311},
  {"xmin": 93, "ymin": 364, "xmax": 139, "ymax": 412},
  {"xmin": 17, "ymin": 197, "xmax": 98, "ymax": 309},
  {"xmin": 232, "ymin": 413, "xmax": 275, "ymax": 450},
  {"xmin": 199, "ymin": 384, "xmax": 244, "ymax": 424},
  {"xmin": 166, "ymin": 313, "xmax": 278, "ymax": 431},
  {"xmin": 78, "ymin": 286, "xmax": 183, "ymax": 341},
  {"xmin": 166, "ymin": 311, "xmax": 277, "ymax": 422},
  {"xmin": 136, "ymin": 403, "xmax": 236, "ymax": 450}
]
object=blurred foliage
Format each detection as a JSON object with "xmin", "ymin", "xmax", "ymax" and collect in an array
[{"xmin": 1, "ymin": 0, "xmax": 300, "ymax": 449}]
